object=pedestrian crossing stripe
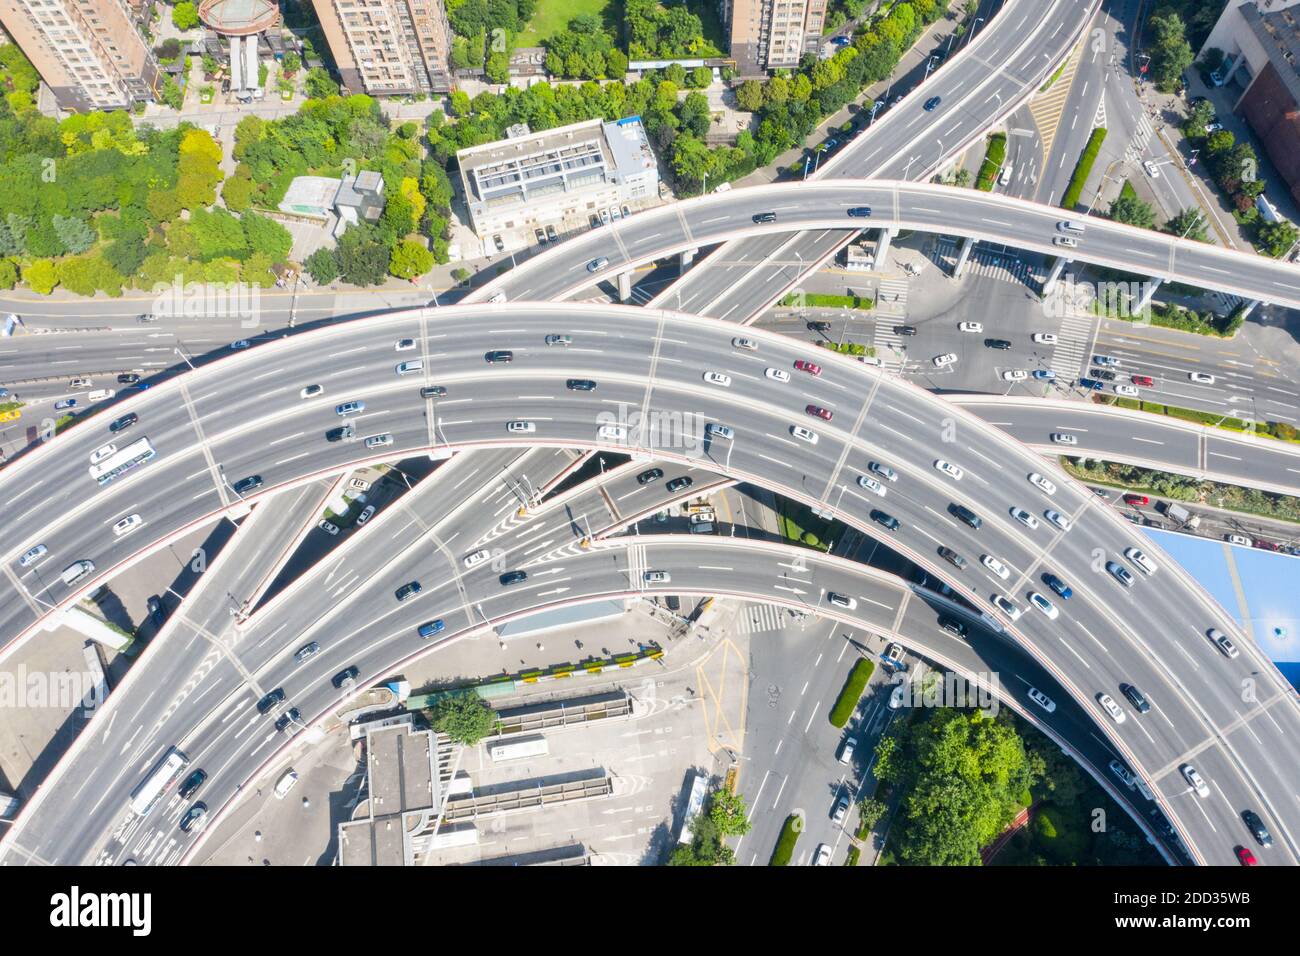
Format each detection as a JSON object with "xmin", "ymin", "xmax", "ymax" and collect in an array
[{"xmin": 736, "ymin": 602, "xmax": 789, "ymax": 635}]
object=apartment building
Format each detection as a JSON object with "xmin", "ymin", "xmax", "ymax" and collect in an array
[
  {"xmin": 310, "ymin": 0, "xmax": 453, "ymax": 96},
  {"xmin": 0, "ymin": 0, "xmax": 160, "ymax": 111},
  {"xmin": 723, "ymin": 0, "xmax": 828, "ymax": 76}
]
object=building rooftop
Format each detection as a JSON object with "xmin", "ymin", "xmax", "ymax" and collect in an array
[
  {"xmin": 278, "ymin": 176, "xmax": 340, "ymax": 218},
  {"xmin": 1242, "ymin": 3, "xmax": 1300, "ymax": 102},
  {"xmin": 337, "ymin": 722, "xmax": 439, "ymax": 866},
  {"xmin": 198, "ymin": 0, "xmax": 281, "ymax": 36}
]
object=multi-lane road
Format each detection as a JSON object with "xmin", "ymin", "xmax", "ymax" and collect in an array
[{"xmin": 1, "ymin": 302, "xmax": 1296, "ymax": 866}]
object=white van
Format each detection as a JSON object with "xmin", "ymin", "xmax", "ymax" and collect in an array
[
  {"xmin": 487, "ymin": 290, "xmax": 507, "ymax": 304},
  {"xmin": 61, "ymin": 560, "xmax": 94, "ymax": 586},
  {"xmin": 998, "ymin": 164, "xmax": 1013, "ymax": 187},
  {"xmin": 87, "ymin": 388, "xmax": 115, "ymax": 402},
  {"xmin": 273, "ymin": 769, "xmax": 299, "ymax": 799},
  {"xmin": 1057, "ymin": 220, "xmax": 1086, "ymax": 234}
]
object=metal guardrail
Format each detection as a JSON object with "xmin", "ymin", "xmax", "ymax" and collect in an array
[
  {"xmin": 440, "ymin": 774, "xmax": 613, "ymax": 822},
  {"xmin": 492, "ymin": 694, "xmax": 633, "ymax": 737}
]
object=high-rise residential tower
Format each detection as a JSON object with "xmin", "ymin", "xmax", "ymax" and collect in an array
[
  {"xmin": 723, "ymin": 0, "xmax": 828, "ymax": 77},
  {"xmin": 310, "ymin": 0, "xmax": 454, "ymax": 96}
]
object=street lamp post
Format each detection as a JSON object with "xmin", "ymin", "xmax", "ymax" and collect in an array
[
  {"xmin": 174, "ymin": 345, "xmax": 196, "ymax": 371},
  {"xmin": 923, "ymin": 56, "xmax": 938, "ymax": 82}
]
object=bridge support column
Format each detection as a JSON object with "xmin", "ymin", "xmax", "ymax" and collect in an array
[
  {"xmin": 953, "ymin": 237, "xmax": 975, "ymax": 279},
  {"xmin": 1040, "ymin": 257, "xmax": 1071, "ymax": 297},
  {"xmin": 617, "ymin": 270, "xmax": 633, "ymax": 302},
  {"xmin": 1132, "ymin": 277, "xmax": 1163, "ymax": 314},
  {"xmin": 872, "ymin": 227, "xmax": 897, "ymax": 272},
  {"xmin": 679, "ymin": 248, "xmax": 696, "ymax": 272}
]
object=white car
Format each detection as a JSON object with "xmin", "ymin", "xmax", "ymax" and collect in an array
[
  {"xmin": 1050, "ymin": 433, "xmax": 1078, "ymax": 446},
  {"xmin": 981, "ymin": 554, "xmax": 1010, "ymax": 580},
  {"xmin": 89, "ymin": 443, "xmax": 117, "ymax": 465},
  {"xmin": 364, "ymin": 433, "xmax": 393, "ymax": 449},
  {"xmin": 598, "ymin": 423, "xmax": 627, "ymax": 441},
  {"xmin": 300, "ymin": 384, "xmax": 323, "ymax": 399},
  {"xmin": 1027, "ymin": 687, "xmax": 1056, "ymax": 713},
  {"xmin": 356, "ymin": 505, "xmax": 376, "ymax": 525},
  {"xmin": 395, "ymin": 360, "xmax": 424, "ymax": 376},
  {"xmin": 703, "ymin": 371, "xmax": 732, "ymax": 387},
  {"xmin": 1114, "ymin": 383, "xmax": 1138, "ymax": 397},
  {"xmin": 507, "ymin": 420, "xmax": 536, "ymax": 433},
  {"xmin": 1001, "ymin": 369, "xmax": 1029, "ymax": 382},
  {"xmin": 1142, "ymin": 159, "xmax": 1160, "ymax": 179},
  {"xmin": 1011, "ymin": 507, "xmax": 1039, "ymax": 530},
  {"xmin": 889, "ymin": 683, "xmax": 907, "ymax": 710},
  {"xmin": 828, "ymin": 592, "xmax": 857, "ymax": 610},
  {"xmin": 349, "ymin": 478, "xmax": 371, "ymax": 492},
  {"xmin": 1032, "ymin": 332, "xmax": 1058, "ymax": 345},
  {"xmin": 1180, "ymin": 764, "xmax": 1210, "ymax": 798},
  {"xmin": 318, "ymin": 520, "xmax": 340, "ymax": 536},
  {"xmin": 1188, "ymin": 371, "xmax": 1215, "ymax": 384},
  {"xmin": 1028, "ymin": 473, "xmax": 1056, "ymax": 496},
  {"xmin": 958, "ymin": 321, "xmax": 983, "ymax": 333},
  {"xmin": 1097, "ymin": 693, "xmax": 1126, "ymax": 724},
  {"xmin": 1225, "ymin": 533, "xmax": 1251, "ymax": 547},
  {"xmin": 394, "ymin": 338, "xmax": 416, "ymax": 351},
  {"xmin": 932, "ymin": 353, "xmax": 957, "ymax": 368},
  {"xmin": 857, "ymin": 475, "xmax": 887, "ymax": 497},
  {"xmin": 112, "ymin": 513, "xmax": 143, "ymax": 537},
  {"xmin": 933, "ymin": 459, "xmax": 963, "ymax": 480},
  {"xmin": 1124, "ymin": 547, "xmax": 1158, "ymax": 575},
  {"xmin": 1028, "ymin": 591, "xmax": 1058, "ymax": 620},
  {"xmin": 644, "ymin": 571, "xmax": 671, "ymax": 584},
  {"xmin": 790, "ymin": 425, "xmax": 818, "ymax": 444},
  {"xmin": 765, "ymin": 367, "xmax": 791, "ymax": 383},
  {"xmin": 838, "ymin": 738, "xmax": 857, "ymax": 764},
  {"xmin": 732, "ymin": 337, "xmax": 757, "ymax": 351},
  {"xmin": 1044, "ymin": 509, "xmax": 1072, "ymax": 531},
  {"xmin": 991, "ymin": 594, "xmax": 1022, "ymax": 621},
  {"xmin": 463, "ymin": 549, "xmax": 494, "ymax": 571},
  {"xmin": 812, "ymin": 844, "xmax": 832, "ymax": 866},
  {"xmin": 18, "ymin": 544, "xmax": 48, "ymax": 568}
]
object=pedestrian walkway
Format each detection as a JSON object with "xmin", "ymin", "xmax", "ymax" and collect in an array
[
  {"xmin": 1049, "ymin": 308, "xmax": 1096, "ymax": 381},
  {"xmin": 872, "ymin": 276, "xmax": 911, "ymax": 369},
  {"xmin": 1122, "ymin": 114, "xmax": 1155, "ymax": 167},
  {"xmin": 932, "ymin": 238, "xmax": 1037, "ymax": 286},
  {"xmin": 734, "ymin": 602, "xmax": 791, "ymax": 635}
]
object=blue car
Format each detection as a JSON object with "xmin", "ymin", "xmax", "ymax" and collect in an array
[
  {"xmin": 1032, "ymin": 370, "xmax": 1056, "ymax": 380},
  {"xmin": 418, "ymin": 619, "xmax": 445, "ymax": 639},
  {"xmin": 831, "ymin": 35, "xmax": 850, "ymax": 47},
  {"xmin": 924, "ymin": 96, "xmax": 942, "ymax": 111},
  {"xmin": 1043, "ymin": 573, "xmax": 1073, "ymax": 600},
  {"xmin": 54, "ymin": 398, "xmax": 77, "ymax": 410},
  {"xmin": 1079, "ymin": 377, "xmax": 1104, "ymax": 391}
]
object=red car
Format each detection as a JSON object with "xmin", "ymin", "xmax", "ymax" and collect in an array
[
  {"xmin": 793, "ymin": 360, "xmax": 822, "ymax": 376},
  {"xmin": 1122, "ymin": 494, "xmax": 1149, "ymax": 507},
  {"xmin": 1131, "ymin": 375, "xmax": 1154, "ymax": 387},
  {"xmin": 806, "ymin": 404, "xmax": 833, "ymax": 421},
  {"xmin": 1236, "ymin": 846, "xmax": 1258, "ymax": 866},
  {"xmin": 1253, "ymin": 539, "xmax": 1280, "ymax": 552}
]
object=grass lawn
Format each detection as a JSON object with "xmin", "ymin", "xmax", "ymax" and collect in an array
[{"xmin": 516, "ymin": 0, "xmax": 621, "ymax": 46}]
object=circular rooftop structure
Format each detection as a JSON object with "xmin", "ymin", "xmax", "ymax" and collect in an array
[{"xmin": 198, "ymin": 0, "xmax": 281, "ymax": 36}]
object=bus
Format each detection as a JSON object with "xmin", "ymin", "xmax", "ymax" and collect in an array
[
  {"xmin": 678, "ymin": 771, "xmax": 709, "ymax": 845},
  {"xmin": 485, "ymin": 734, "xmax": 548, "ymax": 762},
  {"xmin": 89, "ymin": 437, "xmax": 156, "ymax": 487},
  {"xmin": 129, "ymin": 747, "xmax": 189, "ymax": 817}
]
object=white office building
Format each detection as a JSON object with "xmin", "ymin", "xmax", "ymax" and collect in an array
[{"xmin": 457, "ymin": 116, "xmax": 659, "ymax": 242}]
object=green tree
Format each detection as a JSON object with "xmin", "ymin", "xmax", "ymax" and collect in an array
[
  {"xmin": 689, "ymin": 66, "xmax": 713, "ymax": 88},
  {"xmin": 1163, "ymin": 207, "xmax": 1208, "ymax": 242},
  {"xmin": 23, "ymin": 258, "xmax": 58, "ymax": 295},
  {"xmin": 52, "ymin": 214, "xmax": 95, "ymax": 254},
  {"xmin": 0, "ymin": 259, "xmax": 16, "ymax": 290},
  {"xmin": 857, "ymin": 796, "xmax": 887, "ymax": 830},
  {"xmin": 282, "ymin": 50, "xmax": 302, "ymax": 75},
  {"xmin": 485, "ymin": 50, "xmax": 510, "ymax": 83},
  {"xmin": 1109, "ymin": 190, "xmax": 1156, "ymax": 230},
  {"xmin": 389, "ymin": 238, "xmax": 434, "ymax": 279},
  {"xmin": 172, "ymin": 1, "xmax": 199, "ymax": 30},
  {"xmin": 1182, "ymin": 99, "xmax": 1215, "ymax": 139},
  {"xmin": 335, "ymin": 224, "xmax": 390, "ymax": 285},
  {"xmin": 241, "ymin": 210, "xmax": 293, "ymax": 261},
  {"xmin": 429, "ymin": 692, "xmax": 497, "ymax": 745},
  {"xmin": 1257, "ymin": 220, "xmax": 1299, "ymax": 259},
  {"xmin": 303, "ymin": 247, "xmax": 339, "ymax": 284},
  {"xmin": 304, "ymin": 67, "xmax": 339, "ymax": 99},
  {"xmin": 222, "ymin": 173, "xmax": 255, "ymax": 213},
  {"xmin": 735, "ymin": 79, "xmax": 764, "ymax": 112},
  {"xmin": 160, "ymin": 76, "xmax": 184, "ymax": 110},
  {"xmin": 1147, "ymin": 12, "xmax": 1193, "ymax": 93},
  {"xmin": 191, "ymin": 207, "xmax": 248, "ymax": 260},
  {"xmin": 708, "ymin": 788, "xmax": 752, "ymax": 837}
]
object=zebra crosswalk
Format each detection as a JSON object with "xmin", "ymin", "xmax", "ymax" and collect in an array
[
  {"xmin": 1049, "ymin": 309, "xmax": 1096, "ymax": 381},
  {"xmin": 933, "ymin": 238, "xmax": 1037, "ymax": 286},
  {"xmin": 1124, "ymin": 115, "xmax": 1155, "ymax": 166},
  {"xmin": 872, "ymin": 277, "xmax": 910, "ymax": 369},
  {"xmin": 735, "ymin": 603, "xmax": 796, "ymax": 635}
]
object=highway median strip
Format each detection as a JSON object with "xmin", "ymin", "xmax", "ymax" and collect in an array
[{"xmin": 1060, "ymin": 126, "xmax": 1107, "ymax": 210}]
